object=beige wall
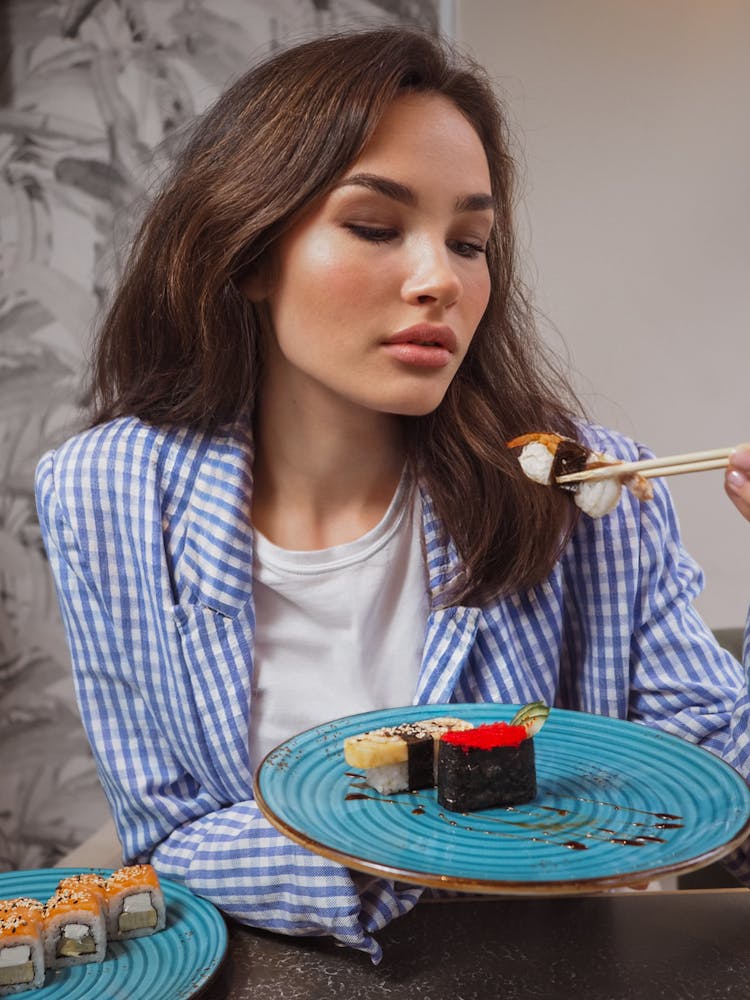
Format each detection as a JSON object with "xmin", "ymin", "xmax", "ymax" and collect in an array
[{"xmin": 457, "ymin": 1, "xmax": 749, "ymax": 628}]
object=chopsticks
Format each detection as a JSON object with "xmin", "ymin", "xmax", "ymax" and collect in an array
[{"xmin": 556, "ymin": 447, "xmax": 736, "ymax": 485}]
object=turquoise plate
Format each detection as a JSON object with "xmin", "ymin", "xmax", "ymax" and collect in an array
[
  {"xmin": 0, "ymin": 868, "xmax": 227, "ymax": 998},
  {"xmin": 255, "ymin": 704, "xmax": 750, "ymax": 893}
]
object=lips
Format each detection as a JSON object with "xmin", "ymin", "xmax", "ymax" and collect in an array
[
  {"xmin": 381, "ymin": 325, "xmax": 457, "ymax": 369},
  {"xmin": 384, "ymin": 324, "xmax": 457, "ymax": 352}
]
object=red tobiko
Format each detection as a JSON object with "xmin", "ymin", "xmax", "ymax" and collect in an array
[{"xmin": 441, "ymin": 722, "xmax": 528, "ymax": 752}]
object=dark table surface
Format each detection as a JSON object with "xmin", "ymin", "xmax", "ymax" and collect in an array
[{"xmin": 200, "ymin": 888, "xmax": 750, "ymax": 1000}]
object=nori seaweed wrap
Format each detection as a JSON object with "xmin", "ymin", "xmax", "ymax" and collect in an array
[{"xmin": 437, "ymin": 722, "xmax": 537, "ymax": 811}]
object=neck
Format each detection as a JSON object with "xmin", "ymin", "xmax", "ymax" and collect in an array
[{"xmin": 252, "ymin": 379, "xmax": 407, "ymax": 550}]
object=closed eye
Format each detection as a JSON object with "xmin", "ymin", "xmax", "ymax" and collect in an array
[
  {"xmin": 449, "ymin": 239, "xmax": 487, "ymax": 259},
  {"xmin": 345, "ymin": 223, "xmax": 398, "ymax": 243},
  {"xmin": 345, "ymin": 224, "xmax": 487, "ymax": 258}
]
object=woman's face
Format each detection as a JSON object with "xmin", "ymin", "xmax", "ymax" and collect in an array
[{"xmin": 253, "ymin": 91, "xmax": 494, "ymax": 420}]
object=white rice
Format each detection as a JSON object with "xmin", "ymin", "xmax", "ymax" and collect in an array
[
  {"xmin": 518, "ymin": 442, "xmax": 555, "ymax": 484},
  {"xmin": 574, "ymin": 478, "xmax": 622, "ymax": 518},
  {"xmin": 363, "ymin": 763, "xmax": 410, "ymax": 795}
]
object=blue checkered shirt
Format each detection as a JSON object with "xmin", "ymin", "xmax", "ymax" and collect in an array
[{"xmin": 35, "ymin": 417, "xmax": 750, "ymax": 962}]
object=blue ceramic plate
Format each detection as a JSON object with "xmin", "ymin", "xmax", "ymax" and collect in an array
[
  {"xmin": 0, "ymin": 868, "xmax": 227, "ymax": 998},
  {"xmin": 255, "ymin": 704, "xmax": 750, "ymax": 893}
]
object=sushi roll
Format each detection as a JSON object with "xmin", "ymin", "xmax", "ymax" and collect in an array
[
  {"xmin": 105, "ymin": 865, "xmax": 166, "ymax": 940},
  {"xmin": 437, "ymin": 702, "xmax": 550, "ymax": 812},
  {"xmin": 344, "ymin": 717, "xmax": 474, "ymax": 794},
  {"xmin": 43, "ymin": 886, "xmax": 107, "ymax": 969},
  {"xmin": 437, "ymin": 722, "xmax": 537, "ymax": 812},
  {"xmin": 0, "ymin": 899, "xmax": 45, "ymax": 996},
  {"xmin": 56, "ymin": 873, "xmax": 108, "ymax": 917}
]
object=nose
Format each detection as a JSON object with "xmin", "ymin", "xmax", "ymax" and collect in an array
[{"xmin": 401, "ymin": 238, "xmax": 462, "ymax": 308}]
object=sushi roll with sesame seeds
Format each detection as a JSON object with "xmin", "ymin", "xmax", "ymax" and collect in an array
[
  {"xmin": 0, "ymin": 898, "xmax": 45, "ymax": 995},
  {"xmin": 55, "ymin": 873, "xmax": 108, "ymax": 924},
  {"xmin": 43, "ymin": 885, "xmax": 107, "ymax": 969},
  {"xmin": 105, "ymin": 865, "xmax": 165, "ymax": 941}
]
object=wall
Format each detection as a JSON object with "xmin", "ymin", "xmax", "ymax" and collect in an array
[
  {"xmin": 457, "ymin": 1, "xmax": 749, "ymax": 628},
  {"xmin": 0, "ymin": 0, "xmax": 443, "ymax": 872}
]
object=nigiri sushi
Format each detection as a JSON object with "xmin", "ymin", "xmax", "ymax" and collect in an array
[
  {"xmin": 507, "ymin": 432, "xmax": 653, "ymax": 518},
  {"xmin": 344, "ymin": 717, "xmax": 474, "ymax": 794}
]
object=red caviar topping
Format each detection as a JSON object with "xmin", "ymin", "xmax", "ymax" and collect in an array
[{"xmin": 441, "ymin": 722, "xmax": 528, "ymax": 751}]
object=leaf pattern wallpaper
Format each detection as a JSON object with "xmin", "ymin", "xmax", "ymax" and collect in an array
[{"xmin": 0, "ymin": 0, "xmax": 445, "ymax": 872}]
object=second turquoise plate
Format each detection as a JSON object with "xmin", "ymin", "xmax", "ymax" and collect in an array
[
  {"xmin": 254, "ymin": 704, "xmax": 750, "ymax": 893},
  {"xmin": 0, "ymin": 868, "xmax": 227, "ymax": 998}
]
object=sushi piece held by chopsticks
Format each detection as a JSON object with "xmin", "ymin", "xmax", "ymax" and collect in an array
[{"xmin": 507, "ymin": 433, "xmax": 654, "ymax": 519}]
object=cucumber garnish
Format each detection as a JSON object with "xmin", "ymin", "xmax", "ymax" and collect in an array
[{"xmin": 510, "ymin": 700, "xmax": 550, "ymax": 737}]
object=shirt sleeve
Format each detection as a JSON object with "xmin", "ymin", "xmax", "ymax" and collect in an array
[
  {"xmin": 625, "ymin": 466, "xmax": 750, "ymax": 878},
  {"xmin": 34, "ymin": 450, "xmax": 421, "ymax": 962},
  {"xmin": 626, "ymin": 472, "xmax": 750, "ymax": 754}
]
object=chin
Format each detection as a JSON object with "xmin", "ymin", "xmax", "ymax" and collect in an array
[{"xmin": 381, "ymin": 391, "xmax": 450, "ymax": 418}]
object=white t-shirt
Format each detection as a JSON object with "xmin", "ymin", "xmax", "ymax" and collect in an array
[{"xmin": 249, "ymin": 472, "xmax": 429, "ymax": 770}]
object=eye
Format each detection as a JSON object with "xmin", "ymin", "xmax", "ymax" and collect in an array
[
  {"xmin": 449, "ymin": 239, "xmax": 487, "ymax": 260},
  {"xmin": 344, "ymin": 223, "xmax": 399, "ymax": 243}
]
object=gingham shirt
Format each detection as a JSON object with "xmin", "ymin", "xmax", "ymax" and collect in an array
[{"xmin": 35, "ymin": 416, "xmax": 750, "ymax": 962}]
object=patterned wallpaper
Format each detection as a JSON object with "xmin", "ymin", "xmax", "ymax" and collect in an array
[{"xmin": 0, "ymin": 0, "xmax": 443, "ymax": 872}]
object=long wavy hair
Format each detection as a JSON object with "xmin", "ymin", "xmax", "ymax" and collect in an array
[{"xmin": 90, "ymin": 27, "xmax": 584, "ymax": 606}]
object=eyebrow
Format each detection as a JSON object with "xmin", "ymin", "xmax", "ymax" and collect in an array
[{"xmin": 337, "ymin": 173, "xmax": 495, "ymax": 213}]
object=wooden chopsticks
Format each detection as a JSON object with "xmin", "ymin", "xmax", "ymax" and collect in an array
[{"xmin": 555, "ymin": 447, "xmax": 736, "ymax": 485}]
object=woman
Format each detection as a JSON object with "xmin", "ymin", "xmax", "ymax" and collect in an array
[{"xmin": 35, "ymin": 28, "xmax": 750, "ymax": 961}]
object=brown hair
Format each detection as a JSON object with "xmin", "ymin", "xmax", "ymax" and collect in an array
[{"xmin": 90, "ymin": 27, "xmax": 584, "ymax": 606}]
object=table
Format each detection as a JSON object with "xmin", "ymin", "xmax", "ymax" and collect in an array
[{"xmin": 199, "ymin": 888, "xmax": 750, "ymax": 1000}]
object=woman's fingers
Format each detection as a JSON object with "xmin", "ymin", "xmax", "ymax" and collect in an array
[{"xmin": 725, "ymin": 444, "xmax": 750, "ymax": 522}]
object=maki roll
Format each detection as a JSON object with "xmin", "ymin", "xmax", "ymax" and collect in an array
[
  {"xmin": 0, "ymin": 898, "xmax": 45, "ymax": 996},
  {"xmin": 106, "ymin": 865, "xmax": 165, "ymax": 940},
  {"xmin": 0, "ymin": 864, "xmax": 167, "ymax": 991},
  {"xmin": 55, "ymin": 872, "xmax": 108, "ymax": 921},
  {"xmin": 344, "ymin": 717, "xmax": 474, "ymax": 794},
  {"xmin": 437, "ymin": 702, "xmax": 550, "ymax": 812},
  {"xmin": 437, "ymin": 723, "xmax": 537, "ymax": 811},
  {"xmin": 43, "ymin": 886, "xmax": 106, "ymax": 969}
]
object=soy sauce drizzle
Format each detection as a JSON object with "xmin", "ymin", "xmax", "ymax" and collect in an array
[
  {"xmin": 570, "ymin": 798, "xmax": 681, "ymax": 821},
  {"xmin": 539, "ymin": 805, "xmax": 570, "ymax": 817},
  {"xmin": 345, "ymin": 792, "xmax": 396, "ymax": 803},
  {"xmin": 344, "ymin": 775, "xmax": 683, "ymax": 852},
  {"xmin": 434, "ymin": 809, "xmax": 669, "ymax": 850}
]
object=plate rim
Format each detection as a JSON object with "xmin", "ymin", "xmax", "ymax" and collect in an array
[{"xmin": 253, "ymin": 703, "xmax": 750, "ymax": 894}]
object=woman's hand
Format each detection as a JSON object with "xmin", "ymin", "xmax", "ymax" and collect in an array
[{"xmin": 725, "ymin": 444, "xmax": 750, "ymax": 521}]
